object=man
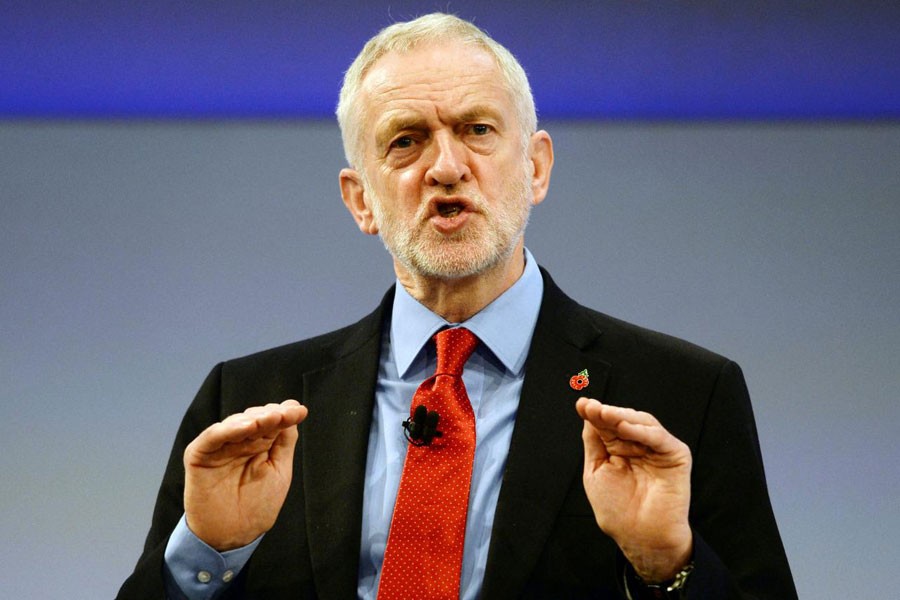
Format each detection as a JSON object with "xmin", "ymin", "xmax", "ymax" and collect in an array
[{"xmin": 118, "ymin": 13, "xmax": 796, "ymax": 600}]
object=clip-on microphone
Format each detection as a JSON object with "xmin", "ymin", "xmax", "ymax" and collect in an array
[{"xmin": 402, "ymin": 404, "xmax": 443, "ymax": 446}]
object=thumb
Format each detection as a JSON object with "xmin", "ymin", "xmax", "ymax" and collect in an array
[
  {"xmin": 268, "ymin": 401, "xmax": 307, "ymax": 467},
  {"xmin": 269, "ymin": 423, "xmax": 299, "ymax": 468},
  {"xmin": 581, "ymin": 414, "xmax": 609, "ymax": 472}
]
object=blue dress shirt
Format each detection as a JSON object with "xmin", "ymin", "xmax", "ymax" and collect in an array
[{"xmin": 164, "ymin": 248, "xmax": 544, "ymax": 599}]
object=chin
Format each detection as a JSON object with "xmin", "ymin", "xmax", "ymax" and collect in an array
[{"xmin": 406, "ymin": 240, "xmax": 518, "ymax": 280}]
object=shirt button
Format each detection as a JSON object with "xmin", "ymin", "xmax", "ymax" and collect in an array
[
  {"xmin": 222, "ymin": 570, "xmax": 235, "ymax": 582},
  {"xmin": 197, "ymin": 570, "xmax": 212, "ymax": 583}
]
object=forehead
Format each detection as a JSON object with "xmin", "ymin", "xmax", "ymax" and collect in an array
[{"xmin": 358, "ymin": 40, "xmax": 514, "ymax": 134}]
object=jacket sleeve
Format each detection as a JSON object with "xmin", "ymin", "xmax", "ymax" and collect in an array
[{"xmin": 684, "ymin": 361, "xmax": 797, "ymax": 599}]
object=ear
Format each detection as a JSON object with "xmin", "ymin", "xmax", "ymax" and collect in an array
[
  {"xmin": 339, "ymin": 168, "xmax": 379, "ymax": 235},
  {"xmin": 527, "ymin": 130, "xmax": 554, "ymax": 206}
]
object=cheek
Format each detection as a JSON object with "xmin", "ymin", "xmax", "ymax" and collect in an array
[
  {"xmin": 394, "ymin": 168, "xmax": 422, "ymax": 192},
  {"xmin": 482, "ymin": 154, "xmax": 523, "ymax": 191},
  {"xmin": 387, "ymin": 169, "xmax": 427, "ymax": 209}
]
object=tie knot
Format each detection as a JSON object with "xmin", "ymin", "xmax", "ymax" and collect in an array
[{"xmin": 433, "ymin": 327, "xmax": 478, "ymax": 376}]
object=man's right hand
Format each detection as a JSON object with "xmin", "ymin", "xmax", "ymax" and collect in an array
[{"xmin": 183, "ymin": 399, "xmax": 308, "ymax": 551}]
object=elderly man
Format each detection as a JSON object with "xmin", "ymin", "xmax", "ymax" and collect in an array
[{"xmin": 119, "ymin": 13, "xmax": 795, "ymax": 600}]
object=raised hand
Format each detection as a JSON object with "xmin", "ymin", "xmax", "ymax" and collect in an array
[
  {"xmin": 183, "ymin": 400, "xmax": 308, "ymax": 551},
  {"xmin": 575, "ymin": 397, "xmax": 693, "ymax": 583}
]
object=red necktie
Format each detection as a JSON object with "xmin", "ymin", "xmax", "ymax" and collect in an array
[{"xmin": 377, "ymin": 327, "xmax": 479, "ymax": 600}]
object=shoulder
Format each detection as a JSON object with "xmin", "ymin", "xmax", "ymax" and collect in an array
[
  {"xmin": 591, "ymin": 307, "xmax": 730, "ymax": 371},
  {"xmin": 540, "ymin": 272, "xmax": 749, "ymax": 444},
  {"xmin": 540, "ymin": 267, "xmax": 730, "ymax": 372}
]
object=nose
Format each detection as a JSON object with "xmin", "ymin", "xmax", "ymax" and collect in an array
[{"xmin": 424, "ymin": 131, "xmax": 472, "ymax": 187}]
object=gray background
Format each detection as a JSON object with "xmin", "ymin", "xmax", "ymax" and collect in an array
[{"xmin": 2, "ymin": 120, "xmax": 898, "ymax": 597}]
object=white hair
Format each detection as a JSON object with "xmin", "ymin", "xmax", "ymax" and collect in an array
[{"xmin": 335, "ymin": 13, "xmax": 537, "ymax": 168}]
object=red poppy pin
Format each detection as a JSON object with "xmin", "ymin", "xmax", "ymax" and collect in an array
[{"xmin": 569, "ymin": 369, "xmax": 590, "ymax": 391}]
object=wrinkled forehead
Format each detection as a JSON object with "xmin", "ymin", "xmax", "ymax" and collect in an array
[{"xmin": 356, "ymin": 41, "xmax": 513, "ymax": 134}]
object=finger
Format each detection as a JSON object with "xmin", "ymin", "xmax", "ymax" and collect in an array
[
  {"xmin": 589, "ymin": 406, "xmax": 689, "ymax": 463},
  {"xmin": 190, "ymin": 401, "xmax": 307, "ymax": 454},
  {"xmin": 190, "ymin": 416, "xmax": 259, "ymax": 455},
  {"xmin": 576, "ymin": 397, "xmax": 623, "ymax": 442},
  {"xmin": 580, "ymin": 399, "xmax": 660, "ymax": 431},
  {"xmin": 267, "ymin": 400, "xmax": 306, "ymax": 463},
  {"xmin": 587, "ymin": 402, "xmax": 677, "ymax": 454},
  {"xmin": 581, "ymin": 418, "xmax": 610, "ymax": 470},
  {"xmin": 246, "ymin": 400, "xmax": 306, "ymax": 424},
  {"xmin": 268, "ymin": 421, "xmax": 300, "ymax": 468},
  {"xmin": 580, "ymin": 400, "xmax": 664, "ymax": 444},
  {"xmin": 278, "ymin": 399, "xmax": 308, "ymax": 427},
  {"xmin": 577, "ymin": 399, "xmax": 610, "ymax": 469},
  {"xmin": 616, "ymin": 420, "xmax": 686, "ymax": 457},
  {"xmin": 574, "ymin": 396, "xmax": 592, "ymax": 420},
  {"xmin": 577, "ymin": 397, "xmax": 685, "ymax": 456},
  {"xmin": 233, "ymin": 401, "xmax": 307, "ymax": 436},
  {"xmin": 241, "ymin": 403, "xmax": 292, "ymax": 436}
]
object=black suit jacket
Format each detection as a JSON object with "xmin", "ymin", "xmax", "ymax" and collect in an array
[{"xmin": 118, "ymin": 269, "xmax": 796, "ymax": 599}]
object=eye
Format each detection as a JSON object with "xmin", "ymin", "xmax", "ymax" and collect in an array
[
  {"xmin": 391, "ymin": 136, "xmax": 414, "ymax": 149},
  {"xmin": 470, "ymin": 124, "xmax": 491, "ymax": 135}
]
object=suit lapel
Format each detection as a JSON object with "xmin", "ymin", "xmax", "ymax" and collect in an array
[
  {"xmin": 294, "ymin": 274, "xmax": 612, "ymax": 597},
  {"xmin": 481, "ymin": 271, "xmax": 612, "ymax": 598},
  {"xmin": 299, "ymin": 290, "xmax": 392, "ymax": 599}
]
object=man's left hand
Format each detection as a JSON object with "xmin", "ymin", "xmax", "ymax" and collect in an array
[{"xmin": 575, "ymin": 397, "xmax": 693, "ymax": 583}]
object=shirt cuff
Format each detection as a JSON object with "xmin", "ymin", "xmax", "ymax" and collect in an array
[{"xmin": 163, "ymin": 514, "xmax": 262, "ymax": 600}]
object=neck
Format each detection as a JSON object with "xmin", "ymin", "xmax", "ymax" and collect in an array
[{"xmin": 395, "ymin": 242, "xmax": 526, "ymax": 323}]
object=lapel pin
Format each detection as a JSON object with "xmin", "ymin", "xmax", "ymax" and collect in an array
[{"xmin": 569, "ymin": 369, "xmax": 590, "ymax": 391}]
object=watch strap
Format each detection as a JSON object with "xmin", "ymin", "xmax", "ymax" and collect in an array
[{"xmin": 624, "ymin": 561, "xmax": 694, "ymax": 600}]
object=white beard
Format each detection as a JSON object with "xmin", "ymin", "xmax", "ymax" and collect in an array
[{"xmin": 366, "ymin": 173, "xmax": 533, "ymax": 280}]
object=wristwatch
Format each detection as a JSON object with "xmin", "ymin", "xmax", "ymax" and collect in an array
[{"xmin": 625, "ymin": 561, "xmax": 694, "ymax": 599}]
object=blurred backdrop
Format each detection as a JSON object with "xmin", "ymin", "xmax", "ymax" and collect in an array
[{"xmin": 2, "ymin": 2, "xmax": 898, "ymax": 597}]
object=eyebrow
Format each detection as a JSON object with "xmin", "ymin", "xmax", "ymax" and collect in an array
[
  {"xmin": 375, "ymin": 114, "xmax": 427, "ymax": 150},
  {"xmin": 374, "ymin": 104, "xmax": 508, "ymax": 150},
  {"xmin": 455, "ymin": 104, "xmax": 506, "ymax": 127}
]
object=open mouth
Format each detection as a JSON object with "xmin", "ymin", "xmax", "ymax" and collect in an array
[{"xmin": 436, "ymin": 202, "xmax": 464, "ymax": 218}]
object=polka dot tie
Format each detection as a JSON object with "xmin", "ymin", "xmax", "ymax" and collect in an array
[{"xmin": 377, "ymin": 327, "xmax": 479, "ymax": 600}]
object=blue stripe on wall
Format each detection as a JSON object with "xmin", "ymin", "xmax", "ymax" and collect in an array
[{"xmin": 2, "ymin": 0, "xmax": 899, "ymax": 119}]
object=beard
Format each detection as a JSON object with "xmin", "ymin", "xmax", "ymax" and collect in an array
[{"xmin": 366, "ymin": 171, "xmax": 533, "ymax": 280}]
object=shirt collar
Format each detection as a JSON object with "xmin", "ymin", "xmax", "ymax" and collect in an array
[{"xmin": 390, "ymin": 247, "xmax": 544, "ymax": 378}]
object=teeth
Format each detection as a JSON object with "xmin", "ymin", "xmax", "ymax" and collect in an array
[{"xmin": 438, "ymin": 204, "xmax": 461, "ymax": 218}]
